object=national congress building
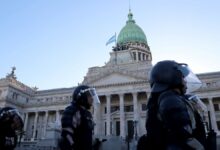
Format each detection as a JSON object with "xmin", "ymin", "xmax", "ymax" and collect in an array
[{"xmin": 0, "ymin": 10, "xmax": 220, "ymax": 149}]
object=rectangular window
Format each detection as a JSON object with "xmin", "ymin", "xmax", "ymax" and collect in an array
[
  {"xmin": 133, "ymin": 52, "xmax": 136, "ymax": 60},
  {"xmin": 142, "ymin": 104, "xmax": 147, "ymax": 111},
  {"xmin": 217, "ymin": 121, "xmax": 220, "ymax": 130},
  {"xmin": 111, "ymin": 106, "xmax": 119, "ymax": 113},
  {"xmin": 105, "ymin": 122, "xmax": 107, "ymax": 136},
  {"xmin": 104, "ymin": 107, "xmax": 107, "ymax": 114},
  {"xmin": 214, "ymin": 104, "xmax": 219, "ymax": 111},
  {"xmin": 125, "ymin": 105, "xmax": 133, "ymax": 112},
  {"xmin": 138, "ymin": 52, "xmax": 141, "ymax": 61}
]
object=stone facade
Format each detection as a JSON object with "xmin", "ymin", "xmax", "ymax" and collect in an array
[{"xmin": 1, "ymin": 43, "xmax": 220, "ymax": 148}]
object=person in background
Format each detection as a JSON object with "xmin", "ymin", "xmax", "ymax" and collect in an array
[{"xmin": 60, "ymin": 85, "xmax": 100, "ymax": 150}]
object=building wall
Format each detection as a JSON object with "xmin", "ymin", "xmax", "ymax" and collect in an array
[{"xmin": 0, "ymin": 45, "xmax": 220, "ymax": 144}]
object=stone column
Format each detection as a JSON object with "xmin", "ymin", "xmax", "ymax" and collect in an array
[
  {"xmin": 119, "ymin": 93, "xmax": 125, "ymax": 138},
  {"xmin": 143, "ymin": 54, "xmax": 146, "ymax": 61},
  {"xmin": 106, "ymin": 95, "xmax": 111, "ymax": 135},
  {"xmin": 24, "ymin": 113, "xmax": 29, "ymax": 132},
  {"xmin": 56, "ymin": 110, "xmax": 61, "ymax": 126},
  {"xmin": 93, "ymin": 102, "xmax": 97, "ymax": 134},
  {"xmin": 32, "ymin": 112, "xmax": 38, "ymax": 141},
  {"xmin": 141, "ymin": 53, "xmax": 144, "ymax": 61},
  {"xmin": 43, "ymin": 111, "xmax": 48, "ymax": 138},
  {"xmin": 23, "ymin": 112, "xmax": 29, "ymax": 141},
  {"xmin": 132, "ymin": 92, "xmax": 140, "ymax": 137},
  {"xmin": 93, "ymin": 98, "xmax": 101, "ymax": 135},
  {"xmin": 136, "ymin": 51, "xmax": 138, "ymax": 62},
  {"xmin": 208, "ymin": 97, "xmax": 218, "ymax": 132}
]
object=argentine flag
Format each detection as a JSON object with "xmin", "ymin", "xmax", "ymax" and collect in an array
[{"xmin": 106, "ymin": 34, "xmax": 116, "ymax": 46}]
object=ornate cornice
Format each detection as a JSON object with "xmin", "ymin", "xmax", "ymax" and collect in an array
[
  {"xmin": 197, "ymin": 71, "xmax": 220, "ymax": 79},
  {"xmin": 36, "ymin": 87, "xmax": 74, "ymax": 96},
  {"xmin": 5, "ymin": 96, "xmax": 70, "ymax": 108},
  {"xmin": 92, "ymin": 80, "xmax": 148, "ymax": 88}
]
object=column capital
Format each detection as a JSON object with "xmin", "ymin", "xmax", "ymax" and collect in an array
[
  {"xmin": 106, "ymin": 94, "xmax": 111, "ymax": 98},
  {"xmin": 132, "ymin": 92, "xmax": 138, "ymax": 95},
  {"xmin": 118, "ymin": 93, "xmax": 124, "ymax": 97},
  {"xmin": 132, "ymin": 92, "xmax": 138, "ymax": 100},
  {"xmin": 208, "ymin": 97, "xmax": 213, "ymax": 101}
]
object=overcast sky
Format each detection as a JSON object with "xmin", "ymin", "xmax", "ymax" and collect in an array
[{"xmin": 0, "ymin": 0, "xmax": 219, "ymax": 90}]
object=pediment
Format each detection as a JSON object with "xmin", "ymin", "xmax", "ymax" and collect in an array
[{"xmin": 90, "ymin": 72, "xmax": 141, "ymax": 86}]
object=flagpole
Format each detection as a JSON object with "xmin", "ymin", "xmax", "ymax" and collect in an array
[
  {"xmin": 129, "ymin": 0, "xmax": 131, "ymax": 11},
  {"xmin": 115, "ymin": 32, "xmax": 117, "ymax": 46},
  {"xmin": 114, "ymin": 32, "xmax": 117, "ymax": 64}
]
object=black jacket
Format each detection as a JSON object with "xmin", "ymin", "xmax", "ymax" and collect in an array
[
  {"xmin": 0, "ymin": 129, "xmax": 17, "ymax": 150},
  {"xmin": 145, "ymin": 90, "xmax": 206, "ymax": 150},
  {"xmin": 0, "ymin": 109, "xmax": 17, "ymax": 150},
  {"xmin": 60, "ymin": 102, "xmax": 94, "ymax": 150}
]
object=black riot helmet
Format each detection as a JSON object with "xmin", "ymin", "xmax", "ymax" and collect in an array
[
  {"xmin": 149, "ymin": 60, "xmax": 201, "ymax": 93},
  {"xmin": 0, "ymin": 107, "xmax": 24, "ymax": 132},
  {"xmin": 72, "ymin": 85, "xmax": 100, "ymax": 109}
]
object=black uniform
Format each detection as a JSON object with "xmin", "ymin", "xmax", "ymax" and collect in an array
[
  {"xmin": 0, "ymin": 107, "xmax": 20, "ymax": 150},
  {"xmin": 138, "ymin": 60, "xmax": 207, "ymax": 150},
  {"xmin": 0, "ymin": 126, "xmax": 17, "ymax": 150},
  {"xmin": 60, "ymin": 102, "xmax": 94, "ymax": 150},
  {"xmin": 145, "ymin": 90, "xmax": 206, "ymax": 150}
]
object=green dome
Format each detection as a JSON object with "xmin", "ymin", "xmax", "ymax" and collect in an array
[{"xmin": 117, "ymin": 10, "xmax": 147, "ymax": 45}]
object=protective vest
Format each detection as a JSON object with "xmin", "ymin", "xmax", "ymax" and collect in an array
[
  {"xmin": 60, "ymin": 103, "xmax": 94, "ymax": 150},
  {"xmin": 143, "ymin": 90, "xmax": 206, "ymax": 150}
]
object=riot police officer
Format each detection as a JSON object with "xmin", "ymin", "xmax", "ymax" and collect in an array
[
  {"xmin": 144, "ymin": 60, "xmax": 206, "ymax": 150},
  {"xmin": 60, "ymin": 85, "xmax": 100, "ymax": 150},
  {"xmin": 0, "ymin": 107, "xmax": 24, "ymax": 150}
]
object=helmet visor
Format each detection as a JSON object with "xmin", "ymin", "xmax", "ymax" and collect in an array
[
  {"xmin": 178, "ymin": 64, "xmax": 202, "ymax": 93},
  {"xmin": 85, "ymin": 88, "xmax": 100, "ymax": 105}
]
